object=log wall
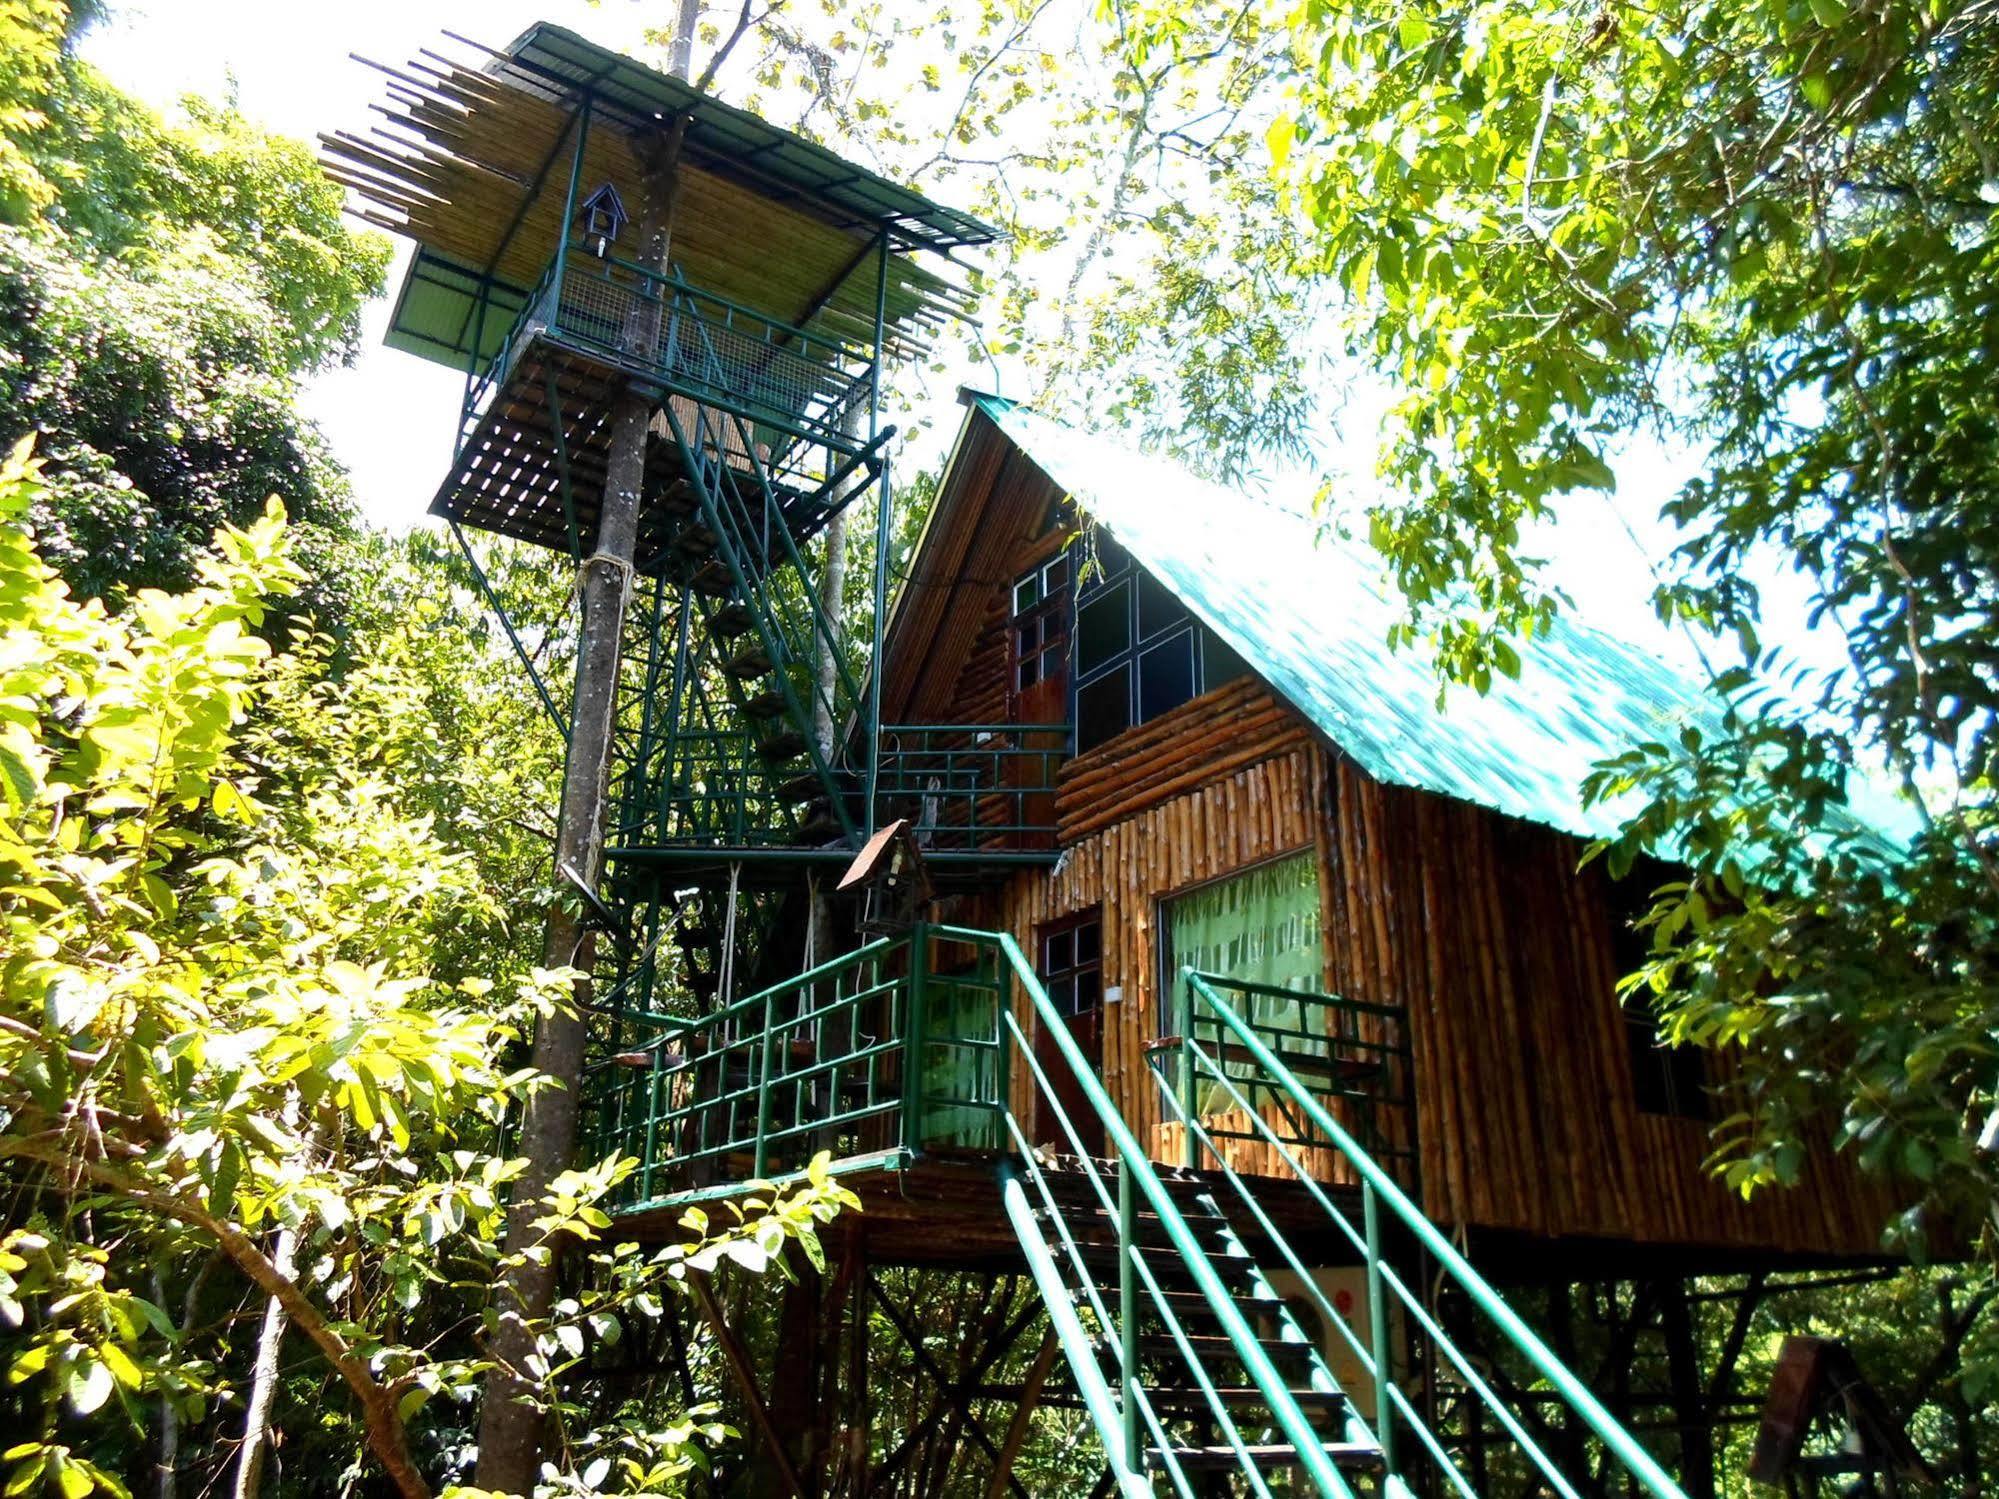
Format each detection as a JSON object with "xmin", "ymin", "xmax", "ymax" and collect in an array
[
  {"xmin": 892, "ymin": 410, "xmax": 1897, "ymax": 1262},
  {"xmin": 964, "ymin": 716, "xmax": 1896, "ymax": 1262}
]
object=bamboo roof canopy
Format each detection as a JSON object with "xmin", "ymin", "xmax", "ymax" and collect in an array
[{"xmin": 320, "ymin": 22, "xmax": 998, "ymax": 373}]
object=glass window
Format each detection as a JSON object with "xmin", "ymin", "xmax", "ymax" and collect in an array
[
  {"xmin": 1624, "ymin": 1000, "xmax": 1709, "ymax": 1120},
  {"xmin": 1077, "ymin": 670, "xmax": 1131, "ymax": 753},
  {"xmin": 1042, "ymin": 911, "xmax": 1104, "ymax": 1020},
  {"xmin": 1076, "ymin": 585, "xmax": 1130, "ymax": 676},
  {"xmin": 1201, "ymin": 626, "xmax": 1250, "ymax": 689},
  {"xmin": 1010, "ymin": 557, "xmax": 1071, "ymax": 705},
  {"xmin": 1079, "ymin": 532, "xmax": 1131, "ymax": 595},
  {"xmin": 1138, "ymin": 570, "xmax": 1184, "ymax": 640},
  {"xmin": 1070, "ymin": 551, "xmax": 1247, "ymax": 753},
  {"xmin": 1138, "ymin": 633, "xmax": 1197, "ymax": 721}
]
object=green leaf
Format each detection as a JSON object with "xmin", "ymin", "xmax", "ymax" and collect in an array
[{"xmin": 65, "ymin": 1357, "xmax": 113, "ymax": 1417}]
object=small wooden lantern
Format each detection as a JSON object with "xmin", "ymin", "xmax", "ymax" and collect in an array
[{"xmin": 837, "ymin": 818, "xmax": 933, "ymax": 935}]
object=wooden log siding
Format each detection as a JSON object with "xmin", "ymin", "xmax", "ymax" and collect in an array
[
  {"xmin": 996, "ymin": 747, "xmax": 1323, "ymax": 1170},
  {"xmin": 1315, "ymin": 754, "xmax": 1898, "ymax": 1258},
  {"xmin": 885, "ymin": 415, "xmax": 1898, "ymax": 1261},
  {"xmin": 971, "ymin": 721, "xmax": 1895, "ymax": 1259}
]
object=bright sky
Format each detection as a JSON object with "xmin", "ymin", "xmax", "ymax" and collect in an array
[{"xmin": 77, "ymin": 0, "xmax": 1843, "ymax": 689}]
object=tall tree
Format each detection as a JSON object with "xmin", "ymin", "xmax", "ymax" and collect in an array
[
  {"xmin": 1107, "ymin": 0, "xmax": 1999, "ymax": 1293},
  {"xmin": 0, "ymin": 0, "xmax": 387, "ymax": 605}
]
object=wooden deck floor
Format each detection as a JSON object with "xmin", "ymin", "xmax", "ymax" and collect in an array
[{"xmin": 609, "ymin": 1149, "xmax": 1898, "ymax": 1283}]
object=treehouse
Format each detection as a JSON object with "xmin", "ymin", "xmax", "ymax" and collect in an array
[{"xmin": 332, "ymin": 27, "xmax": 1904, "ymax": 1495}]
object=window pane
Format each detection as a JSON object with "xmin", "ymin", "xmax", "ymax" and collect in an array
[
  {"xmin": 1075, "ymin": 921, "xmax": 1101, "ymax": 965},
  {"xmin": 1043, "ymin": 554, "xmax": 1071, "ymax": 594},
  {"xmin": 1138, "ymin": 569, "xmax": 1184, "ymax": 640},
  {"xmin": 1047, "ymin": 975, "xmax": 1076, "ymax": 1016},
  {"xmin": 1200, "ymin": 625, "xmax": 1250, "ymax": 690},
  {"xmin": 1074, "ymin": 968, "xmax": 1101, "ymax": 1013},
  {"xmin": 1017, "ymin": 656, "xmax": 1039, "ymax": 690},
  {"xmin": 1013, "ymin": 574, "xmax": 1039, "ymax": 615},
  {"xmin": 1076, "ymin": 669, "xmax": 1132, "ymax": 753},
  {"xmin": 1016, "ymin": 621, "xmax": 1041, "ymax": 657},
  {"xmin": 1137, "ymin": 632, "xmax": 1197, "ymax": 723},
  {"xmin": 1076, "ymin": 584, "xmax": 1130, "ymax": 677},
  {"xmin": 1045, "ymin": 929, "xmax": 1073, "ymax": 973}
]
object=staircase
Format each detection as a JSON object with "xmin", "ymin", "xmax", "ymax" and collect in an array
[
  {"xmin": 585, "ymin": 924, "xmax": 1695, "ymax": 1498},
  {"xmin": 1008, "ymin": 1156, "xmax": 1387, "ymax": 1492},
  {"xmin": 988, "ymin": 942, "xmax": 1692, "ymax": 1499}
]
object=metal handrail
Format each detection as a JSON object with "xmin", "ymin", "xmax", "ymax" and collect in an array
[
  {"xmin": 934, "ymin": 926, "xmax": 1364, "ymax": 1498},
  {"xmin": 1180, "ymin": 970, "xmax": 1690, "ymax": 1499}
]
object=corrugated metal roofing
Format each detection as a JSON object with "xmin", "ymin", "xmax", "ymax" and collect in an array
[
  {"xmin": 498, "ymin": 24, "xmax": 1002, "ymax": 253},
  {"xmin": 974, "ymin": 396, "xmax": 1910, "ymax": 853}
]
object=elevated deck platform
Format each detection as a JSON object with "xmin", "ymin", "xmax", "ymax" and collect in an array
[{"xmin": 431, "ymin": 249, "xmax": 876, "ymax": 567}]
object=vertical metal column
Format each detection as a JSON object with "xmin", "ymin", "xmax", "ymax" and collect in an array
[{"xmin": 864, "ymin": 227, "xmax": 892, "ymax": 837}]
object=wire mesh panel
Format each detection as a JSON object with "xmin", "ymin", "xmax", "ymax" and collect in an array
[{"xmin": 550, "ymin": 250, "xmax": 874, "ymax": 452}]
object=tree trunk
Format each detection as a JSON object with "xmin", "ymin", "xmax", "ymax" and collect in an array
[
  {"xmin": 473, "ymin": 115, "xmax": 690, "ymax": 1498},
  {"xmin": 235, "ymin": 1120, "xmax": 330, "ymax": 1499}
]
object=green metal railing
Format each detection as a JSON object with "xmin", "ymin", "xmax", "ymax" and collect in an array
[
  {"xmin": 584, "ymin": 926, "xmax": 1011, "ymax": 1209},
  {"xmin": 1158, "ymin": 972, "xmax": 1417, "ymax": 1190},
  {"xmin": 552, "ymin": 247, "xmax": 874, "ymax": 456},
  {"xmin": 1159, "ymin": 970, "xmax": 1691, "ymax": 1499},
  {"xmin": 586, "ymin": 931, "xmax": 1692, "ymax": 1497},
  {"xmin": 874, "ymin": 723, "xmax": 1069, "ymax": 848},
  {"xmin": 981, "ymin": 924, "xmax": 1369, "ymax": 1498}
]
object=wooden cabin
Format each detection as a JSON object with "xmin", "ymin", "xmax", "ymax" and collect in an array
[{"xmin": 874, "ymin": 392, "xmax": 1898, "ymax": 1276}]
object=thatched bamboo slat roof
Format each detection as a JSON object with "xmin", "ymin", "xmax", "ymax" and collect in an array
[{"xmin": 320, "ymin": 22, "xmax": 998, "ymax": 374}]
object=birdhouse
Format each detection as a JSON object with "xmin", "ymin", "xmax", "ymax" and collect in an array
[
  {"xmin": 837, "ymin": 818, "xmax": 932, "ymax": 935},
  {"xmin": 577, "ymin": 181, "xmax": 628, "ymax": 256}
]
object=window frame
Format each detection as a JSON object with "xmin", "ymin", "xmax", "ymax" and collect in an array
[
  {"xmin": 1008, "ymin": 552, "xmax": 1072, "ymax": 701},
  {"xmin": 1070, "ymin": 531, "xmax": 1246, "ymax": 753},
  {"xmin": 1039, "ymin": 908, "xmax": 1104, "ymax": 1020}
]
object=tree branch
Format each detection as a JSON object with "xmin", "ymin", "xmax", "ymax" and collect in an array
[{"xmin": 0, "ymin": 1138, "xmax": 433, "ymax": 1499}]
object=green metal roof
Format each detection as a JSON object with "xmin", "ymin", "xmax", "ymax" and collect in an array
[
  {"xmin": 495, "ymin": 23, "xmax": 1002, "ymax": 253},
  {"xmin": 381, "ymin": 247, "xmax": 531, "ymax": 370},
  {"xmin": 972, "ymin": 396, "xmax": 1912, "ymax": 854}
]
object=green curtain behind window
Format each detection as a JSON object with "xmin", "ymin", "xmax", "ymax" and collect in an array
[{"xmin": 1165, "ymin": 852, "xmax": 1325, "ymax": 1102}]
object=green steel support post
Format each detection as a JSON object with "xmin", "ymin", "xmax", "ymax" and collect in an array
[
  {"xmin": 658, "ymin": 584, "xmax": 693, "ymax": 837},
  {"xmin": 753, "ymin": 992, "xmax": 776, "ymax": 1179},
  {"xmin": 1175, "ymin": 976, "xmax": 1197, "ymax": 1170},
  {"xmin": 1364, "ymin": 1181, "xmax": 1397, "ymax": 1480},
  {"xmin": 459, "ymin": 283, "xmax": 490, "ymax": 452},
  {"xmin": 864, "ymin": 227, "xmax": 891, "ymax": 837},
  {"xmin": 554, "ymin": 95, "xmax": 592, "ymax": 298},
  {"xmin": 901, "ymin": 921, "xmax": 929, "ymax": 1157},
  {"xmin": 1118, "ymin": 1158, "xmax": 1141, "ymax": 1472},
  {"xmin": 641, "ymin": 1048, "xmax": 663, "ymax": 1201}
]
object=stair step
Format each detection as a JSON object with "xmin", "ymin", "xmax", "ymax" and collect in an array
[
  {"xmin": 708, "ymin": 601, "xmax": 756, "ymax": 638},
  {"xmin": 723, "ymin": 646, "xmax": 774, "ymax": 680},
  {"xmin": 1140, "ymin": 1386, "xmax": 1351, "ymax": 1416},
  {"xmin": 741, "ymin": 688, "xmax": 787, "ymax": 720},
  {"xmin": 1134, "ymin": 1331, "xmax": 1316, "ymax": 1366},
  {"xmin": 775, "ymin": 771, "xmax": 822, "ymax": 805},
  {"xmin": 1041, "ymin": 1204, "xmax": 1237, "ymax": 1241},
  {"xmin": 654, "ymin": 476, "xmax": 700, "ymax": 514},
  {"xmin": 689, "ymin": 559, "xmax": 734, "ymax": 597},
  {"xmin": 797, "ymin": 806, "xmax": 846, "ymax": 842},
  {"xmin": 757, "ymin": 729, "xmax": 808, "ymax": 761},
  {"xmin": 674, "ymin": 525, "xmax": 719, "ymax": 558},
  {"xmin": 1060, "ymin": 1242, "xmax": 1259, "ymax": 1289},
  {"xmin": 1148, "ymin": 1441, "xmax": 1384, "ymax": 1475}
]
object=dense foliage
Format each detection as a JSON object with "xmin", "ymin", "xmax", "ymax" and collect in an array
[
  {"xmin": 0, "ymin": 0, "xmax": 386, "ymax": 605},
  {"xmin": 0, "ymin": 440, "xmax": 856, "ymax": 1497},
  {"xmin": 1107, "ymin": 0, "xmax": 1999, "ymax": 1269}
]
